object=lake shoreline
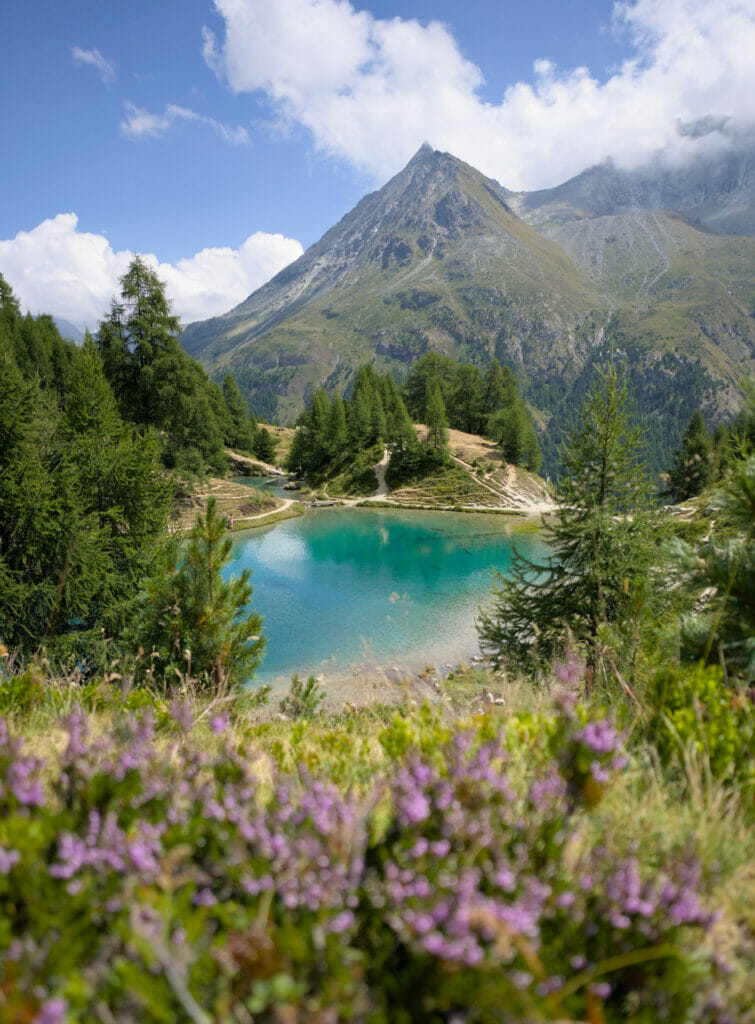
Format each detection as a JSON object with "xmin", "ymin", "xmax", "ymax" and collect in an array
[{"xmin": 227, "ymin": 504, "xmax": 546, "ymax": 694}]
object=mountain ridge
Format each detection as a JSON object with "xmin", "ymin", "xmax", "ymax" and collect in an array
[{"xmin": 180, "ymin": 143, "xmax": 755, "ymax": 472}]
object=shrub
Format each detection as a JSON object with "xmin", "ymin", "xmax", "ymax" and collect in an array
[
  {"xmin": 279, "ymin": 673, "xmax": 325, "ymax": 719},
  {"xmin": 0, "ymin": 704, "xmax": 737, "ymax": 1022},
  {"xmin": 648, "ymin": 661, "xmax": 754, "ymax": 785}
]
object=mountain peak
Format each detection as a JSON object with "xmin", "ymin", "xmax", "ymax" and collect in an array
[{"xmin": 180, "ymin": 143, "xmax": 755, "ymax": 463}]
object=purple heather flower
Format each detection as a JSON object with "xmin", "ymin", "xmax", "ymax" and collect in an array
[
  {"xmin": 589, "ymin": 982, "xmax": 611, "ymax": 1000},
  {"xmin": 328, "ymin": 911, "xmax": 354, "ymax": 933},
  {"xmin": 0, "ymin": 847, "xmax": 20, "ymax": 873},
  {"xmin": 210, "ymin": 714, "xmax": 229, "ymax": 734},
  {"xmin": 554, "ymin": 651, "xmax": 583, "ymax": 687},
  {"xmin": 399, "ymin": 788, "xmax": 431, "ymax": 825},
  {"xmin": 170, "ymin": 698, "xmax": 194, "ymax": 732},
  {"xmin": 33, "ymin": 998, "xmax": 67, "ymax": 1024},
  {"xmin": 575, "ymin": 719, "xmax": 621, "ymax": 755},
  {"xmin": 590, "ymin": 760, "xmax": 611, "ymax": 784},
  {"xmin": 510, "ymin": 970, "xmax": 533, "ymax": 990}
]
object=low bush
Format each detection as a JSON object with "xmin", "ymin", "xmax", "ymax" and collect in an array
[
  {"xmin": 648, "ymin": 661, "xmax": 754, "ymax": 786},
  {"xmin": 0, "ymin": 699, "xmax": 742, "ymax": 1023}
]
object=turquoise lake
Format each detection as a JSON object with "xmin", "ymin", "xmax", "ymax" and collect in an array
[{"xmin": 226, "ymin": 490, "xmax": 547, "ymax": 686}]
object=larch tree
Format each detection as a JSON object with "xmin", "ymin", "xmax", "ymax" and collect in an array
[
  {"xmin": 667, "ymin": 409, "xmax": 711, "ymax": 502},
  {"xmin": 128, "ymin": 497, "xmax": 265, "ymax": 692},
  {"xmin": 478, "ymin": 364, "xmax": 657, "ymax": 687},
  {"xmin": 424, "ymin": 382, "xmax": 450, "ymax": 453}
]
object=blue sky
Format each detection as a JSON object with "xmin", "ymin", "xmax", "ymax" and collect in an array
[{"xmin": 1, "ymin": 0, "xmax": 752, "ymax": 329}]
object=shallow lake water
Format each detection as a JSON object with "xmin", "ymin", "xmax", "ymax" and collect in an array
[{"xmin": 226, "ymin": 498, "xmax": 547, "ymax": 686}]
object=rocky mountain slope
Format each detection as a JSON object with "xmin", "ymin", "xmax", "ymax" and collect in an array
[{"xmin": 181, "ymin": 143, "xmax": 755, "ymax": 472}]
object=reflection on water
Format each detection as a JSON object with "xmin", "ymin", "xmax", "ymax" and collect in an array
[{"xmin": 226, "ymin": 506, "xmax": 546, "ymax": 685}]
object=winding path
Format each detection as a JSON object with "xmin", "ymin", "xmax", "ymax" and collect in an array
[{"xmin": 364, "ymin": 447, "xmax": 391, "ymax": 501}]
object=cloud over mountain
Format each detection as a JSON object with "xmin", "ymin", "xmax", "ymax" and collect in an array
[
  {"xmin": 72, "ymin": 46, "xmax": 116, "ymax": 84},
  {"xmin": 0, "ymin": 214, "xmax": 303, "ymax": 329},
  {"xmin": 120, "ymin": 102, "xmax": 251, "ymax": 145},
  {"xmin": 203, "ymin": 0, "xmax": 755, "ymax": 189}
]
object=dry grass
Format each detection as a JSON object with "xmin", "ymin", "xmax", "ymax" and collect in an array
[
  {"xmin": 265, "ymin": 424, "xmax": 296, "ymax": 465},
  {"xmin": 171, "ymin": 477, "xmax": 282, "ymax": 530}
]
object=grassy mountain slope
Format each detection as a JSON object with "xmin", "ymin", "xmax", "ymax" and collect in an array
[{"xmin": 181, "ymin": 145, "xmax": 755, "ymax": 473}]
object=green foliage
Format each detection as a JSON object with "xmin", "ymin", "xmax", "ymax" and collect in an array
[
  {"xmin": 648, "ymin": 662, "xmax": 754, "ymax": 785},
  {"xmin": 1, "ymin": 698, "xmax": 743, "ymax": 1023},
  {"xmin": 0, "ymin": 295, "xmax": 172, "ymax": 662},
  {"xmin": 666, "ymin": 409, "xmax": 712, "ymax": 502},
  {"xmin": 479, "ymin": 364, "xmax": 659, "ymax": 679},
  {"xmin": 405, "ymin": 353, "xmax": 539, "ymax": 469},
  {"xmin": 222, "ymin": 373, "xmax": 256, "ymax": 452},
  {"xmin": 128, "ymin": 497, "xmax": 265, "ymax": 692},
  {"xmin": 447, "ymin": 362, "xmax": 484, "ymax": 433},
  {"xmin": 286, "ymin": 366, "xmax": 410, "ymax": 492},
  {"xmin": 97, "ymin": 257, "xmax": 229, "ymax": 473},
  {"xmin": 252, "ymin": 425, "xmax": 279, "ymax": 464},
  {"xmin": 668, "ymin": 421, "xmax": 755, "ymax": 681},
  {"xmin": 424, "ymin": 381, "xmax": 450, "ymax": 452},
  {"xmin": 278, "ymin": 673, "xmax": 325, "ymax": 719},
  {"xmin": 488, "ymin": 397, "xmax": 541, "ymax": 471}
]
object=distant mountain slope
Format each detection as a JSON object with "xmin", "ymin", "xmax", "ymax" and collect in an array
[
  {"xmin": 181, "ymin": 144, "xmax": 755, "ymax": 474},
  {"xmin": 53, "ymin": 317, "xmax": 85, "ymax": 343},
  {"xmin": 512, "ymin": 141, "xmax": 755, "ymax": 237},
  {"xmin": 181, "ymin": 144, "xmax": 608, "ymax": 383}
]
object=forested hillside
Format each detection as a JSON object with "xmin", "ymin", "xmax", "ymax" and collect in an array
[{"xmin": 181, "ymin": 145, "xmax": 755, "ymax": 477}]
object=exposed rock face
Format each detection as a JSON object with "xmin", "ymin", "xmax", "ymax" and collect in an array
[
  {"xmin": 181, "ymin": 142, "xmax": 755, "ymax": 471},
  {"xmin": 511, "ymin": 141, "xmax": 755, "ymax": 237}
]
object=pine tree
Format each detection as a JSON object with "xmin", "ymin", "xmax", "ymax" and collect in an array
[
  {"xmin": 60, "ymin": 339, "xmax": 172, "ymax": 639},
  {"xmin": 425, "ymin": 382, "xmax": 450, "ymax": 452},
  {"xmin": 667, "ymin": 409, "xmax": 711, "ymax": 501},
  {"xmin": 488, "ymin": 399, "xmax": 541, "ymax": 471},
  {"xmin": 253, "ymin": 426, "xmax": 278, "ymax": 465},
  {"xmin": 327, "ymin": 395, "xmax": 348, "ymax": 453},
  {"xmin": 349, "ymin": 387, "xmax": 372, "ymax": 453},
  {"xmin": 481, "ymin": 359, "xmax": 516, "ymax": 419},
  {"xmin": 448, "ymin": 364, "xmax": 484, "ymax": 434},
  {"xmin": 222, "ymin": 373, "xmax": 256, "ymax": 452},
  {"xmin": 404, "ymin": 352, "xmax": 456, "ymax": 422},
  {"xmin": 478, "ymin": 365, "xmax": 656, "ymax": 683},
  {"xmin": 129, "ymin": 497, "xmax": 265, "ymax": 691},
  {"xmin": 285, "ymin": 427, "xmax": 307, "ymax": 476},
  {"xmin": 97, "ymin": 257, "xmax": 227, "ymax": 472},
  {"xmin": 670, "ymin": 387, "xmax": 755, "ymax": 681}
]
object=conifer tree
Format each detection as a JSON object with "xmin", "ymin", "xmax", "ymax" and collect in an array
[
  {"xmin": 479, "ymin": 365, "xmax": 655, "ymax": 683},
  {"xmin": 253, "ymin": 426, "xmax": 278, "ymax": 465},
  {"xmin": 369, "ymin": 388, "xmax": 387, "ymax": 446},
  {"xmin": 0, "ymin": 321, "xmax": 171, "ymax": 659},
  {"xmin": 129, "ymin": 497, "xmax": 265, "ymax": 691},
  {"xmin": 285, "ymin": 427, "xmax": 307, "ymax": 476},
  {"xmin": 449, "ymin": 364, "xmax": 484, "ymax": 434},
  {"xmin": 481, "ymin": 359, "xmax": 516, "ymax": 420},
  {"xmin": 97, "ymin": 257, "xmax": 227, "ymax": 472},
  {"xmin": 488, "ymin": 399, "xmax": 541, "ymax": 471},
  {"xmin": 222, "ymin": 373, "xmax": 256, "ymax": 452},
  {"xmin": 667, "ymin": 409, "xmax": 711, "ymax": 502},
  {"xmin": 328, "ymin": 395, "xmax": 348, "ymax": 453},
  {"xmin": 670, "ymin": 386, "xmax": 755, "ymax": 681},
  {"xmin": 424, "ymin": 382, "xmax": 450, "ymax": 453},
  {"xmin": 404, "ymin": 352, "xmax": 456, "ymax": 421},
  {"xmin": 349, "ymin": 387, "xmax": 372, "ymax": 453}
]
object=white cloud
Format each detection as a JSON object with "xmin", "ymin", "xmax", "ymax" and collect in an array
[
  {"xmin": 204, "ymin": 0, "xmax": 755, "ymax": 189},
  {"xmin": 72, "ymin": 46, "xmax": 115, "ymax": 84},
  {"xmin": 0, "ymin": 214, "xmax": 303, "ymax": 329},
  {"xmin": 121, "ymin": 101, "xmax": 250, "ymax": 145}
]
